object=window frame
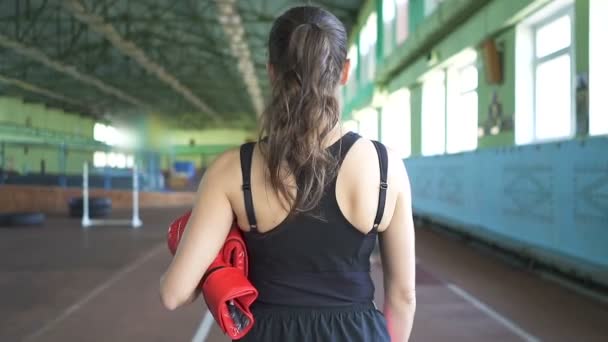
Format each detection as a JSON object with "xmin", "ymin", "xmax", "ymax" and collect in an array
[
  {"xmin": 446, "ymin": 59, "xmax": 478, "ymax": 154},
  {"xmin": 530, "ymin": 7, "xmax": 576, "ymax": 143}
]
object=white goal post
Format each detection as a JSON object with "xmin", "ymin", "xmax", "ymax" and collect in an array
[{"xmin": 81, "ymin": 162, "xmax": 143, "ymax": 228}]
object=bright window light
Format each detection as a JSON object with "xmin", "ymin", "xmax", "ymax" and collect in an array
[
  {"xmin": 368, "ymin": 13, "xmax": 377, "ymax": 48},
  {"xmin": 342, "ymin": 120, "xmax": 359, "ymax": 133},
  {"xmin": 107, "ymin": 152, "xmax": 117, "ymax": 168},
  {"xmin": 590, "ymin": 0, "xmax": 608, "ymax": 136},
  {"xmin": 383, "ymin": 0, "xmax": 396, "ymax": 23},
  {"xmin": 381, "ymin": 88, "xmax": 411, "ymax": 158},
  {"xmin": 360, "ymin": 20, "xmax": 372, "ymax": 56},
  {"xmin": 348, "ymin": 45, "xmax": 358, "ymax": 78},
  {"xmin": 94, "ymin": 123, "xmax": 107, "ymax": 142},
  {"xmin": 383, "ymin": 0, "xmax": 396, "ymax": 55},
  {"xmin": 535, "ymin": 54, "xmax": 572, "ymax": 139},
  {"xmin": 422, "ymin": 71, "xmax": 446, "ymax": 155},
  {"xmin": 458, "ymin": 64, "xmax": 478, "ymax": 92},
  {"xmin": 93, "ymin": 122, "xmax": 135, "ymax": 147},
  {"xmin": 126, "ymin": 155, "xmax": 135, "ymax": 168},
  {"xmin": 516, "ymin": 6, "xmax": 574, "ymax": 144},
  {"xmin": 535, "ymin": 15, "xmax": 571, "ymax": 58},
  {"xmin": 93, "ymin": 151, "xmax": 107, "ymax": 168},
  {"xmin": 446, "ymin": 60, "xmax": 478, "ymax": 154},
  {"xmin": 396, "ymin": 0, "xmax": 409, "ymax": 43},
  {"xmin": 115, "ymin": 153, "xmax": 127, "ymax": 169},
  {"xmin": 356, "ymin": 108, "xmax": 379, "ymax": 140}
]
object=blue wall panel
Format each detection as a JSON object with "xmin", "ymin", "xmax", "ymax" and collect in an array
[{"xmin": 405, "ymin": 136, "xmax": 608, "ymax": 283}]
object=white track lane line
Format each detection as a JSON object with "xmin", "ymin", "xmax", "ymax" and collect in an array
[
  {"xmin": 446, "ymin": 283, "xmax": 541, "ymax": 342},
  {"xmin": 192, "ymin": 310, "xmax": 215, "ymax": 342},
  {"xmin": 23, "ymin": 244, "xmax": 165, "ymax": 342}
]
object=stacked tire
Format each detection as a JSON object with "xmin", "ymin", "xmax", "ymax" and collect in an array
[
  {"xmin": 0, "ymin": 212, "xmax": 46, "ymax": 227},
  {"xmin": 68, "ymin": 197, "xmax": 112, "ymax": 218}
]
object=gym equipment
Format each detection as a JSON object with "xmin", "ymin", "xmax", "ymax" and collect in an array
[
  {"xmin": 0, "ymin": 212, "xmax": 45, "ymax": 227},
  {"xmin": 168, "ymin": 211, "xmax": 257, "ymax": 339},
  {"xmin": 81, "ymin": 162, "xmax": 142, "ymax": 228}
]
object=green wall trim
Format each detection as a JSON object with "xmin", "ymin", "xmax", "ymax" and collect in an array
[
  {"xmin": 171, "ymin": 144, "xmax": 239, "ymax": 156},
  {"xmin": 0, "ymin": 122, "xmax": 108, "ymax": 151},
  {"xmin": 575, "ymin": 0, "xmax": 589, "ymax": 74},
  {"xmin": 378, "ymin": 0, "xmax": 492, "ymax": 86},
  {"xmin": 386, "ymin": 0, "xmax": 558, "ymax": 91}
]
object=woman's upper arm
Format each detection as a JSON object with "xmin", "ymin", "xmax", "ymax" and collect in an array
[
  {"xmin": 379, "ymin": 155, "xmax": 416, "ymax": 300},
  {"xmin": 160, "ymin": 149, "xmax": 238, "ymax": 308}
]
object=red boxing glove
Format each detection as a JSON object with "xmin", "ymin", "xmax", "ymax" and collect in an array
[
  {"xmin": 167, "ymin": 211, "xmax": 258, "ymax": 339},
  {"xmin": 167, "ymin": 211, "xmax": 190, "ymax": 255},
  {"xmin": 202, "ymin": 254, "xmax": 257, "ymax": 339}
]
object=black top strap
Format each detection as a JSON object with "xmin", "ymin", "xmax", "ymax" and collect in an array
[
  {"xmin": 240, "ymin": 142, "xmax": 258, "ymax": 230},
  {"xmin": 335, "ymin": 132, "xmax": 361, "ymax": 164},
  {"xmin": 371, "ymin": 141, "xmax": 388, "ymax": 232}
]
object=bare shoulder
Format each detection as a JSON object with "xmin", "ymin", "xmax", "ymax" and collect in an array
[
  {"xmin": 385, "ymin": 146, "xmax": 410, "ymax": 194},
  {"xmin": 345, "ymin": 138, "xmax": 409, "ymax": 194},
  {"xmin": 198, "ymin": 147, "xmax": 241, "ymax": 189}
]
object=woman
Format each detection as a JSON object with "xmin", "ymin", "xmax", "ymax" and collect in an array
[{"xmin": 160, "ymin": 6, "xmax": 416, "ymax": 341}]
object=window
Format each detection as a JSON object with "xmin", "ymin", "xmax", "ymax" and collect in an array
[
  {"xmin": 516, "ymin": 5, "xmax": 574, "ymax": 144},
  {"xmin": 589, "ymin": 0, "xmax": 608, "ymax": 136},
  {"xmin": 342, "ymin": 120, "xmax": 360, "ymax": 133},
  {"xmin": 396, "ymin": 0, "xmax": 409, "ymax": 44},
  {"xmin": 446, "ymin": 51, "xmax": 478, "ymax": 153},
  {"xmin": 381, "ymin": 88, "xmax": 411, "ymax": 158},
  {"xmin": 93, "ymin": 151, "xmax": 107, "ymax": 168},
  {"xmin": 355, "ymin": 108, "xmax": 379, "ymax": 140},
  {"xmin": 93, "ymin": 151, "xmax": 134, "ymax": 169},
  {"xmin": 94, "ymin": 122, "xmax": 133, "ymax": 147},
  {"xmin": 360, "ymin": 13, "xmax": 378, "ymax": 83},
  {"xmin": 421, "ymin": 71, "xmax": 446, "ymax": 156},
  {"xmin": 383, "ymin": 0, "xmax": 396, "ymax": 55},
  {"xmin": 346, "ymin": 45, "xmax": 359, "ymax": 101}
]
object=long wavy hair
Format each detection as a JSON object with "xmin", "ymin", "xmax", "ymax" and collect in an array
[{"xmin": 259, "ymin": 6, "xmax": 348, "ymax": 216}]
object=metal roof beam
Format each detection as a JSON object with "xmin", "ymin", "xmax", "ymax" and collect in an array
[
  {"xmin": 0, "ymin": 73, "xmax": 90, "ymax": 111},
  {"xmin": 61, "ymin": 0, "xmax": 219, "ymax": 121},
  {"xmin": 0, "ymin": 32, "xmax": 145, "ymax": 107}
]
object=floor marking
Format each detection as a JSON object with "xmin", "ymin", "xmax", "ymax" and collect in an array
[
  {"xmin": 23, "ymin": 244, "xmax": 165, "ymax": 341},
  {"xmin": 192, "ymin": 310, "xmax": 214, "ymax": 342},
  {"xmin": 446, "ymin": 283, "xmax": 541, "ymax": 342}
]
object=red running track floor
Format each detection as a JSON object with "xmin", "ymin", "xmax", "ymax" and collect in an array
[{"xmin": 1, "ymin": 208, "xmax": 606, "ymax": 341}]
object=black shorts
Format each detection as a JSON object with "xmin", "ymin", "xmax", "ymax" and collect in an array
[{"xmin": 235, "ymin": 302, "xmax": 390, "ymax": 342}]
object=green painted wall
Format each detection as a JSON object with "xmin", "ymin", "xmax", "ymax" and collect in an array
[
  {"xmin": 0, "ymin": 96, "xmax": 96, "ymax": 174},
  {"xmin": 410, "ymin": 84, "xmax": 423, "ymax": 155},
  {"xmin": 343, "ymin": 0, "xmax": 592, "ymax": 156},
  {"xmin": 575, "ymin": 0, "xmax": 589, "ymax": 74},
  {"xmin": 160, "ymin": 128, "xmax": 254, "ymax": 169},
  {"xmin": 477, "ymin": 28, "xmax": 516, "ymax": 148}
]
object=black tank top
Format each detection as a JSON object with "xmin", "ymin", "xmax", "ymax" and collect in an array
[{"xmin": 239, "ymin": 132, "xmax": 388, "ymax": 307}]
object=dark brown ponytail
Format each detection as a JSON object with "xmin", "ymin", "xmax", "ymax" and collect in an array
[{"xmin": 260, "ymin": 6, "xmax": 348, "ymax": 216}]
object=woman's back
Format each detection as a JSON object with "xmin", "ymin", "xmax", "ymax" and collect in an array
[
  {"xmin": 234, "ymin": 131, "xmax": 395, "ymax": 308},
  {"xmin": 160, "ymin": 5, "xmax": 415, "ymax": 342}
]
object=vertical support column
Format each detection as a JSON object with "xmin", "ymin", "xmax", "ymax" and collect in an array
[
  {"xmin": 131, "ymin": 163, "xmax": 142, "ymax": 228},
  {"xmin": 82, "ymin": 162, "xmax": 91, "ymax": 228}
]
